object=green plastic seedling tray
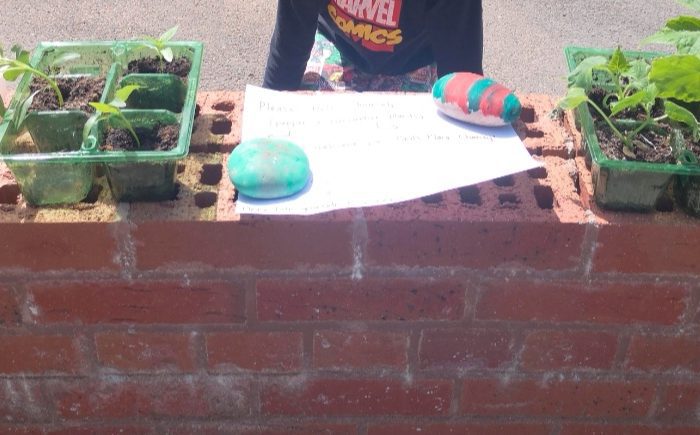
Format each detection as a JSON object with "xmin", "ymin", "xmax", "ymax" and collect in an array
[
  {"xmin": 564, "ymin": 46, "xmax": 700, "ymax": 213},
  {"xmin": 93, "ymin": 110, "xmax": 180, "ymax": 202},
  {"xmin": 0, "ymin": 40, "xmax": 203, "ymax": 205}
]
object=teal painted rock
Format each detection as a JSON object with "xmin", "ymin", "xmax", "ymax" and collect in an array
[
  {"xmin": 432, "ymin": 72, "xmax": 521, "ymax": 126},
  {"xmin": 227, "ymin": 138, "xmax": 310, "ymax": 199}
]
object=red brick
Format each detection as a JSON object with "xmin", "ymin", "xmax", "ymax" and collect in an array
[
  {"xmin": 206, "ymin": 332, "xmax": 303, "ymax": 372},
  {"xmin": 561, "ymin": 425, "xmax": 700, "ymax": 435},
  {"xmin": 460, "ymin": 378, "xmax": 654, "ymax": 418},
  {"xmin": 133, "ymin": 220, "xmax": 353, "ymax": 271},
  {"xmin": 240, "ymin": 425, "xmax": 356, "ymax": 435},
  {"xmin": 165, "ymin": 423, "xmax": 357, "ymax": 435},
  {"xmin": 0, "ymin": 335, "xmax": 82, "ymax": 374},
  {"xmin": 50, "ymin": 377, "xmax": 252, "ymax": 419},
  {"xmin": 0, "ymin": 427, "xmax": 43, "ymax": 435},
  {"xmin": 0, "ymin": 379, "xmax": 49, "ymax": 422},
  {"xmin": 261, "ymin": 379, "xmax": 452, "ymax": 416},
  {"xmin": 0, "ymin": 223, "xmax": 118, "ymax": 271},
  {"xmin": 313, "ymin": 331, "xmax": 408, "ymax": 370},
  {"xmin": 521, "ymin": 330, "xmax": 618, "ymax": 370},
  {"xmin": 418, "ymin": 329, "xmax": 514, "ymax": 370},
  {"xmin": 366, "ymin": 221, "xmax": 585, "ymax": 270},
  {"xmin": 46, "ymin": 427, "xmax": 154, "ymax": 435},
  {"xmin": 476, "ymin": 280, "xmax": 686, "ymax": 325},
  {"xmin": 0, "ymin": 286, "xmax": 20, "ymax": 325},
  {"xmin": 368, "ymin": 423, "xmax": 550, "ymax": 435},
  {"xmin": 95, "ymin": 332, "xmax": 196, "ymax": 372},
  {"xmin": 257, "ymin": 278, "xmax": 464, "ymax": 321},
  {"xmin": 27, "ymin": 281, "xmax": 244, "ymax": 324},
  {"xmin": 656, "ymin": 384, "xmax": 700, "ymax": 422},
  {"xmin": 594, "ymin": 224, "xmax": 700, "ymax": 274},
  {"xmin": 626, "ymin": 335, "xmax": 700, "ymax": 372}
]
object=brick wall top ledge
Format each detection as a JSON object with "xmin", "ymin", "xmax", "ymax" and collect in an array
[{"xmin": 1, "ymin": 91, "xmax": 699, "ymax": 275}]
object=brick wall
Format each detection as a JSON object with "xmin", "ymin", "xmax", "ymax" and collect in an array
[{"xmin": 1, "ymin": 93, "xmax": 700, "ymax": 434}]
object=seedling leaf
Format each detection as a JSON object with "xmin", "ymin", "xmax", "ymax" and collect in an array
[
  {"xmin": 644, "ymin": 28, "xmax": 700, "ymax": 54},
  {"xmin": 13, "ymin": 90, "xmax": 40, "ymax": 131},
  {"xmin": 558, "ymin": 87, "xmax": 588, "ymax": 110},
  {"xmin": 89, "ymin": 102, "xmax": 119, "ymax": 114},
  {"xmin": 160, "ymin": 25, "xmax": 178, "ymax": 43},
  {"xmin": 10, "ymin": 45, "xmax": 30, "ymax": 64},
  {"xmin": 161, "ymin": 47, "xmax": 173, "ymax": 63},
  {"xmin": 608, "ymin": 47, "xmax": 630, "ymax": 75},
  {"xmin": 0, "ymin": 97, "xmax": 5, "ymax": 117},
  {"xmin": 112, "ymin": 84, "xmax": 142, "ymax": 107},
  {"xmin": 3, "ymin": 67, "xmax": 25, "ymax": 81},
  {"xmin": 666, "ymin": 100, "xmax": 700, "ymax": 140},
  {"xmin": 667, "ymin": 15, "xmax": 700, "ymax": 31},
  {"xmin": 567, "ymin": 56, "xmax": 607, "ymax": 91},
  {"xmin": 650, "ymin": 55, "xmax": 700, "ymax": 102},
  {"xmin": 610, "ymin": 90, "xmax": 647, "ymax": 116},
  {"xmin": 623, "ymin": 59, "xmax": 651, "ymax": 90}
]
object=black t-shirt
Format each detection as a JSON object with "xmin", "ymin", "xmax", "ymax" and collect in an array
[{"xmin": 263, "ymin": 0, "xmax": 484, "ymax": 90}]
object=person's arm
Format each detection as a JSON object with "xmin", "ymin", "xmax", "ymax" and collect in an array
[
  {"xmin": 426, "ymin": 0, "xmax": 484, "ymax": 77},
  {"xmin": 263, "ymin": 0, "xmax": 326, "ymax": 90}
]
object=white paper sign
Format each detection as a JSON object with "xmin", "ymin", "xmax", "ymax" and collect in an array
[{"xmin": 236, "ymin": 85, "xmax": 540, "ymax": 215}]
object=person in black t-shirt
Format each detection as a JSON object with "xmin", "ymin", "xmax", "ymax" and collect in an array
[{"xmin": 263, "ymin": 0, "xmax": 483, "ymax": 91}]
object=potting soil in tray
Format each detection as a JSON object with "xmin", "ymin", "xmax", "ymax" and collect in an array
[
  {"xmin": 29, "ymin": 76, "xmax": 105, "ymax": 112},
  {"xmin": 101, "ymin": 124, "xmax": 179, "ymax": 152},
  {"xmin": 596, "ymin": 124, "xmax": 676, "ymax": 164},
  {"xmin": 126, "ymin": 57, "xmax": 191, "ymax": 78}
]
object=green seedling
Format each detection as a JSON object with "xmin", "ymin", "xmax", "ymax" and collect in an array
[
  {"xmin": 0, "ymin": 44, "xmax": 79, "ymax": 108},
  {"xmin": 563, "ymin": 48, "xmax": 667, "ymax": 157},
  {"xmin": 139, "ymin": 25, "xmax": 178, "ymax": 65},
  {"xmin": 643, "ymin": 1, "xmax": 700, "ymax": 103},
  {"xmin": 560, "ymin": 86, "xmax": 665, "ymax": 158},
  {"xmin": 567, "ymin": 47, "xmax": 651, "ymax": 111},
  {"xmin": 643, "ymin": 0, "xmax": 700, "ymax": 55},
  {"xmin": 10, "ymin": 89, "xmax": 41, "ymax": 132},
  {"xmin": 83, "ymin": 85, "xmax": 142, "ymax": 148},
  {"xmin": 0, "ymin": 95, "xmax": 5, "ymax": 118}
]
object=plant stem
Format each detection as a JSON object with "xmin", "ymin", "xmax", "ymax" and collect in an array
[
  {"xmin": 118, "ymin": 113, "xmax": 141, "ymax": 147},
  {"xmin": 29, "ymin": 66, "xmax": 63, "ymax": 107},
  {"xmin": 587, "ymin": 98, "xmax": 630, "ymax": 147}
]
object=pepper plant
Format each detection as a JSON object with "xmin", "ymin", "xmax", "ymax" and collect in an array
[
  {"xmin": 138, "ymin": 25, "xmax": 178, "ymax": 65},
  {"xmin": 83, "ymin": 85, "xmax": 142, "ymax": 148},
  {"xmin": 0, "ymin": 44, "xmax": 78, "ymax": 108}
]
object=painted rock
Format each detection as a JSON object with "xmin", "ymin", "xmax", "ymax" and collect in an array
[
  {"xmin": 227, "ymin": 138, "xmax": 310, "ymax": 199},
  {"xmin": 432, "ymin": 72, "xmax": 522, "ymax": 126}
]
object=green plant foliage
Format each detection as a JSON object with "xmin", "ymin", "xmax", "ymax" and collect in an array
[
  {"xmin": 643, "ymin": 0, "xmax": 700, "ymax": 54},
  {"xmin": 0, "ymin": 44, "xmax": 79, "ymax": 108},
  {"xmin": 608, "ymin": 47, "xmax": 630, "ymax": 75},
  {"xmin": 666, "ymin": 100, "xmax": 700, "ymax": 140},
  {"xmin": 83, "ymin": 85, "xmax": 142, "ymax": 148},
  {"xmin": 610, "ymin": 85, "xmax": 657, "ymax": 117},
  {"xmin": 139, "ymin": 25, "xmax": 178, "ymax": 63},
  {"xmin": 650, "ymin": 55, "xmax": 700, "ymax": 102},
  {"xmin": 678, "ymin": 0, "xmax": 700, "ymax": 11},
  {"xmin": 12, "ymin": 90, "xmax": 40, "ymax": 132},
  {"xmin": 567, "ymin": 55, "xmax": 607, "ymax": 91}
]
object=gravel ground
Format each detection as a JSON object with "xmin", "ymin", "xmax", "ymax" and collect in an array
[{"xmin": 0, "ymin": 0, "xmax": 689, "ymax": 94}]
